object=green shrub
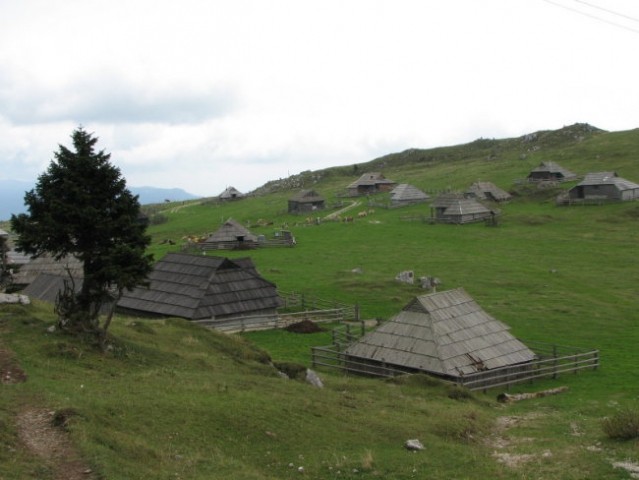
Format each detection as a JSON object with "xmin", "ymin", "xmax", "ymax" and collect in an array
[
  {"xmin": 602, "ymin": 408, "xmax": 639, "ymax": 440},
  {"xmin": 273, "ymin": 361, "xmax": 307, "ymax": 380}
]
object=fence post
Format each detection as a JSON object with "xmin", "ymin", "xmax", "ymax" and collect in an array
[
  {"xmin": 311, "ymin": 347, "xmax": 316, "ymax": 368},
  {"xmin": 360, "ymin": 320, "xmax": 365, "ymax": 337},
  {"xmin": 552, "ymin": 345, "xmax": 558, "ymax": 379},
  {"xmin": 593, "ymin": 350, "xmax": 599, "ymax": 370},
  {"xmin": 355, "ymin": 303, "xmax": 360, "ymax": 321}
]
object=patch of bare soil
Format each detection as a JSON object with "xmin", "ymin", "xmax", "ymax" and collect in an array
[
  {"xmin": 1, "ymin": 338, "xmax": 94, "ymax": 478},
  {"xmin": 487, "ymin": 413, "xmax": 549, "ymax": 469},
  {"xmin": 16, "ymin": 408, "xmax": 95, "ymax": 480},
  {"xmin": 0, "ymin": 346, "xmax": 27, "ymax": 384},
  {"xmin": 284, "ymin": 319, "xmax": 323, "ymax": 334}
]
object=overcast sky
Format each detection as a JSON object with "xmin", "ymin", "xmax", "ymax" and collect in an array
[{"xmin": 1, "ymin": 0, "xmax": 638, "ymax": 197}]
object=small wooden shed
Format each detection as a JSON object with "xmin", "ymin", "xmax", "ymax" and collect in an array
[
  {"xmin": 527, "ymin": 161, "xmax": 577, "ymax": 183},
  {"xmin": 346, "ymin": 172, "xmax": 397, "ymax": 196},
  {"xmin": 431, "ymin": 193, "xmax": 493, "ymax": 224},
  {"xmin": 117, "ymin": 253, "xmax": 282, "ymax": 325},
  {"xmin": 218, "ymin": 186, "xmax": 245, "ymax": 201},
  {"xmin": 288, "ymin": 190, "xmax": 326, "ymax": 214},
  {"xmin": 389, "ymin": 184, "xmax": 430, "ymax": 207},
  {"xmin": 465, "ymin": 181, "xmax": 512, "ymax": 202},
  {"xmin": 199, "ymin": 218, "xmax": 258, "ymax": 250},
  {"xmin": 567, "ymin": 172, "xmax": 639, "ymax": 202},
  {"xmin": 343, "ymin": 288, "xmax": 536, "ymax": 381}
]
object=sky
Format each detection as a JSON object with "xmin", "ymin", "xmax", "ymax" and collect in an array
[{"xmin": 1, "ymin": 0, "xmax": 638, "ymax": 197}]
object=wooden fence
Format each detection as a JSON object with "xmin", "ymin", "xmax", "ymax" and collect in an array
[
  {"xmin": 193, "ymin": 308, "xmax": 354, "ymax": 333},
  {"xmin": 190, "ymin": 293, "xmax": 359, "ymax": 334},
  {"xmin": 311, "ymin": 338, "xmax": 599, "ymax": 391},
  {"xmin": 278, "ymin": 291, "xmax": 359, "ymax": 321}
]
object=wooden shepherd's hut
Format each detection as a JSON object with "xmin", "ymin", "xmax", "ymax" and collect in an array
[
  {"xmin": 288, "ymin": 190, "xmax": 326, "ymax": 214},
  {"xmin": 431, "ymin": 193, "xmax": 493, "ymax": 224},
  {"xmin": 218, "ymin": 186, "xmax": 245, "ymax": 201},
  {"xmin": 346, "ymin": 172, "xmax": 397, "ymax": 197},
  {"xmin": 343, "ymin": 288, "xmax": 536, "ymax": 381},
  {"xmin": 117, "ymin": 253, "xmax": 282, "ymax": 328},
  {"xmin": 199, "ymin": 218, "xmax": 258, "ymax": 250},
  {"xmin": 567, "ymin": 172, "xmax": 639, "ymax": 202},
  {"xmin": 389, "ymin": 184, "xmax": 430, "ymax": 207},
  {"xmin": 527, "ymin": 161, "xmax": 577, "ymax": 183},
  {"xmin": 465, "ymin": 181, "xmax": 512, "ymax": 202},
  {"xmin": 11, "ymin": 253, "xmax": 83, "ymax": 288}
]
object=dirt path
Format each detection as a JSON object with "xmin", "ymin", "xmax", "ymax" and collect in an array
[
  {"xmin": 323, "ymin": 200, "xmax": 361, "ymax": 220},
  {"xmin": 16, "ymin": 408, "xmax": 95, "ymax": 480},
  {"xmin": 1, "ymin": 340, "xmax": 94, "ymax": 479}
]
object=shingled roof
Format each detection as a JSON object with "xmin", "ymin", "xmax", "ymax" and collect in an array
[
  {"xmin": 527, "ymin": 161, "xmax": 577, "ymax": 182},
  {"xmin": 431, "ymin": 193, "xmax": 493, "ymax": 223},
  {"xmin": 117, "ymin": 252, "xmax": 281, "ymax": 321},
  {"xmin": 465, "ymin": 181, "xmax": 512, "ymax": 202},
  {"xmin": 199, "ymin": 218, "xmax": 258, "ymax": 250},
  {"xmin": 344, "ymin": 288, "xmax": 535, "ymax": 378},
  {"xmin": 390, "ymin": 184, "xmax": 430, "ymax": 206},
  {"xmin": 218, "ymin": 186, "xmax": 245, "ymax": 200},
  {"xmin": 576, "ymin": 171, "xmax": 639, "ymax": 190},
  {"xmin": 12, "ymin": 253, "xmax": 83, "ymax": 286}
]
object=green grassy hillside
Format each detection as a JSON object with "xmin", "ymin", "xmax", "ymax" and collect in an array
[{"xmin": 3, "ymin": 123, "xmax": 639, "ymax": 479}]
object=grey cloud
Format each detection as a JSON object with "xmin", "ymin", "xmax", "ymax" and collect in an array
[{"xmin": 0, "ymin": 73, "xmax": 238, "ymax": 125}]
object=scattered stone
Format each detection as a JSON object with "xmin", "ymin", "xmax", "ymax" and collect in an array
[
  {"xmin": 419, "ymin": 276, "xmax": 441, "ymax": 290},
  {"xmin": 612, "ymin": 461, "xmax": 639, "ymax": 478},
  {"xmin": 404, "ymin": 439, "xmax": 424, "ymax": 451},
  {"xmin": 305, "ymin": 369, "xmax": 324, "ymax": 388},
  {"xmin": 351, "ymin": 267, "xmax": 363, "ymax": 274},
  {"xmin": 395, "ymin": 270, "xmax": 414, "ymax": 285},
  {"xmin": 0, "ymin": 293, "xmax": 30, "ymax": 305}
]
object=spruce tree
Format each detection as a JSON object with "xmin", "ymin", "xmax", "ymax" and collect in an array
[{"xmin": 11, "ymin": 127, "xmax": 153, "ymax": 343}]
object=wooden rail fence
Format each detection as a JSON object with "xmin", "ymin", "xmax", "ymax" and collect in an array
[{"xmin": 311, "ymin": 338, "xmax": 599, "ymax": 391}]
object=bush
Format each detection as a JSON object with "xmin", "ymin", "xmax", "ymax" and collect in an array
[{"xmin": 602, "ymin": 408, "xmax": 639, "ymax": 440}]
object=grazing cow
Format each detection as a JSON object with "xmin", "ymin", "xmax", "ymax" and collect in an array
[
  {"xmin": 357, "ymin": 211, "xmax": 368, "ymax": 218},
  {"xmin": 343, "ymin": 216, "xmax": 354, "ymax": 223}
]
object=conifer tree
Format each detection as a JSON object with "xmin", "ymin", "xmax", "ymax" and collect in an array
[{"xmin": 11, "ymin": 127, "xmax": 153, "ymax": 343}]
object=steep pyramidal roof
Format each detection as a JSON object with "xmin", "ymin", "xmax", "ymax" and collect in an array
[
  {"xmin": 344, "ymin": 288, "xmax": 535, "ymax": 377},
  {"xmin": 390, "ymin": 184, "xmax": 430, "ymax": 204}
]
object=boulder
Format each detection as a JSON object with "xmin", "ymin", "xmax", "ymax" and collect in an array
[{"xmin": 0, "ymin": 293, "xmax": 30, "ymax": 305}]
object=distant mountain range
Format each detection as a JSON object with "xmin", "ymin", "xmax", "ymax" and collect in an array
[{"xmin": 0, "ymin": 180, "xmax": 200, "ymax": 221}]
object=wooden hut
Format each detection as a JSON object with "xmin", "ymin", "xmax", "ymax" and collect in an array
[
  {"xmin": 527, "ymin": 161, "xmax": 577, "ymax": 183},
  {"xmin": 465, "ymin": 181, "xmax": 512, "ymax": 202},
  {"xmin": 567, "ymin": 172, "xmax": 639, "ymax": 202},
  {"xmin": 346, "ymin": 172, "xmax": 396, "ymax": 197},
  {"xmin": 343, "ymin": 288, "xmax": 536, "ymax": 381},
  {"xmin": 199, "ymin": 218, "xmax": 258, "ymax": 250},
  {"xmin": 11, "ymin": 253, "xmax": 83, "ymax": 288},
  {"xmin": 117, "ymin": 253, "xmax": 282, "ymax": 326},
  {"xmin": 431, "ymin": 193, "xmax": 493, "ymax": 224},
  {"xmin": 389, "ymin": 184, "xmax": 430, "ymax": 207},
  {"xmin": 288, "ymin": 189, "xmax": 325, "ymax": 214},
  {"xmin": 218, "ymin": 186, "xmax": 244, "ymax": 201}
]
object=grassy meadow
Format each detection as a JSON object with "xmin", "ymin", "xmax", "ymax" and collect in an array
[{"xmin": 2, "ymin": 123, "xmax": 639, "ymax": 478}]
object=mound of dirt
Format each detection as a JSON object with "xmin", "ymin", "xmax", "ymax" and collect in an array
[{"xmin": 284, "ymin": 319, "xmax": 323, "ymax": 334}]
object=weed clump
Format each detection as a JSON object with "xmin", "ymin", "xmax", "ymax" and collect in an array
[
  {"xmin": 602, "ymin": 408, "xmax": 639, "ymax": 440},
  {"xmin": 273, "ymin": 362, "xmax": 307, "ymax": 380}
]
